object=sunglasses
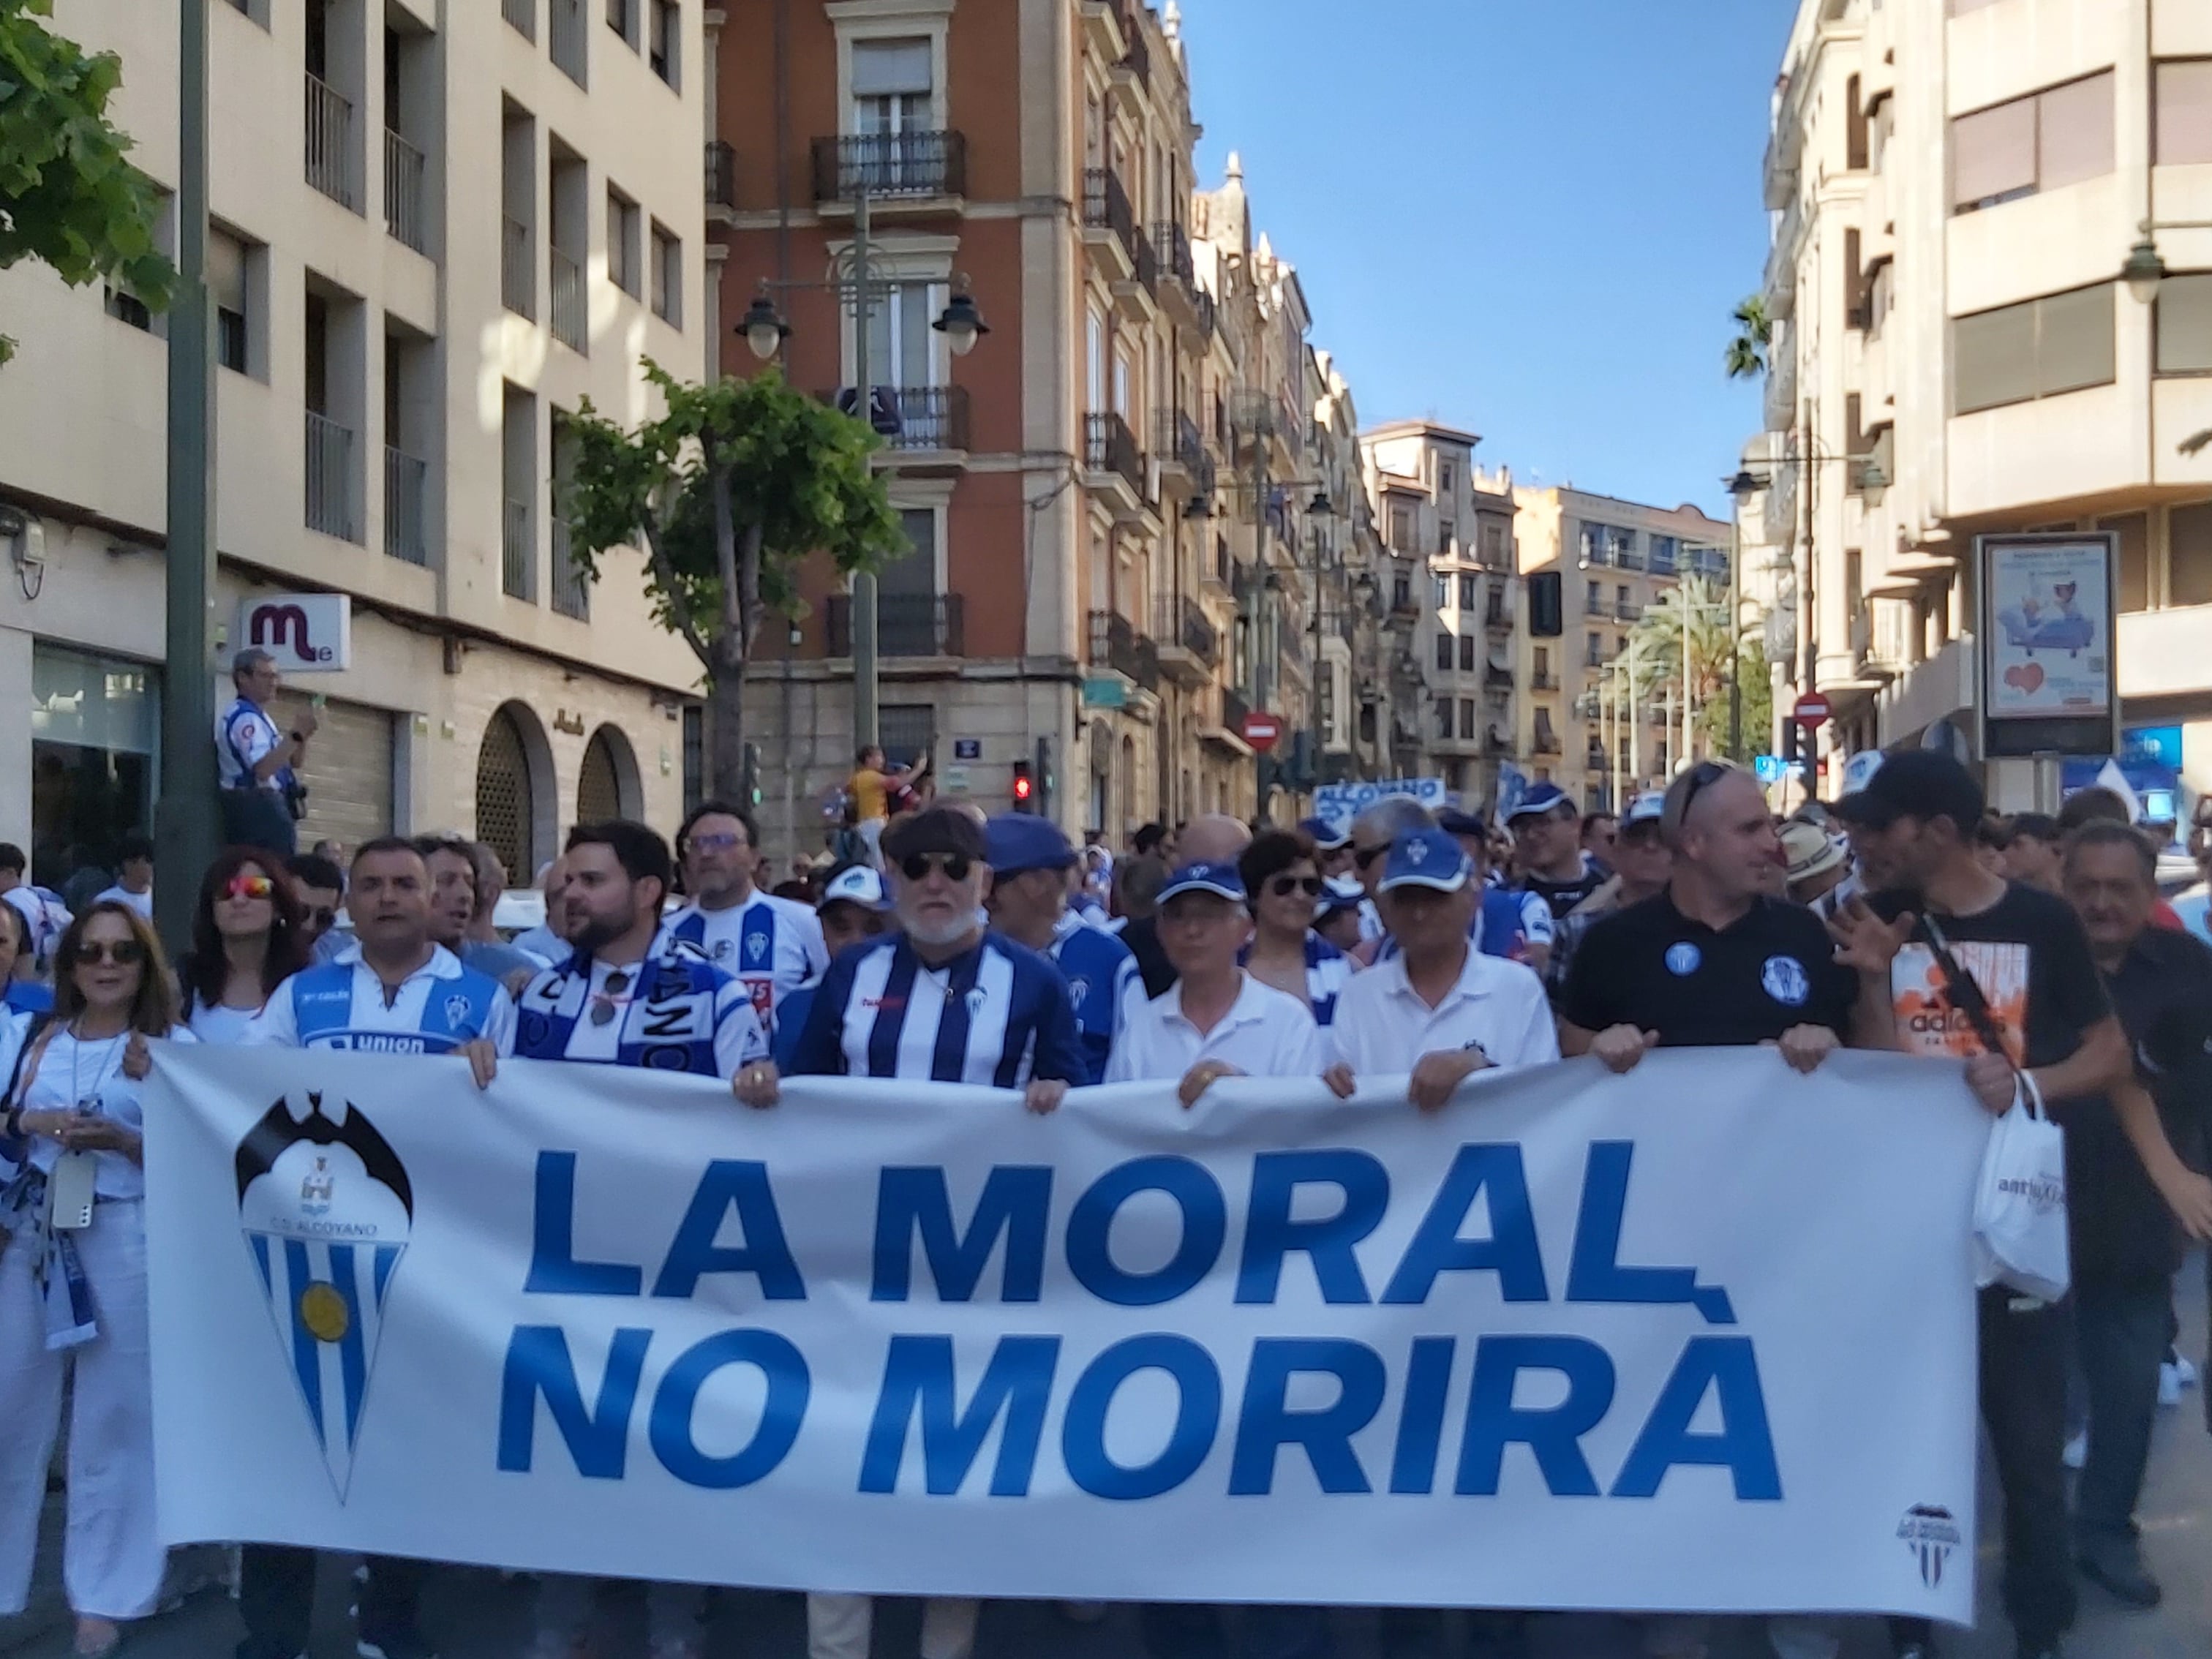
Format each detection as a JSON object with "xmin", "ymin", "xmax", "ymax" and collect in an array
[
  {"xmin": 588, "ymin": 969, "xmax": 633, "ymax": 1027},
  {"xmin": 1267, "ymin": 875, "xmax": 1324, "ymax": 898},
  {"xmin": 302, "ymin": 906, "xmax": 339, "ymax": 930},
  {"xmin": 688, "ymin": 832, "xmax": 746, "ymax": 854},
  {"xmin": 75, "ymin": 938, "xmax": 146, "ymax": 967},
  {"xmin": 1677, "ymin": 759, "xmax": 1731, "ymax": 821},
  {"xmin": 223, "ymin": 873, "xmax": 276, "ymax": 901},
  {"xmin": 900, "ymin": 852, "xmax": 974, "ymax": 883}
]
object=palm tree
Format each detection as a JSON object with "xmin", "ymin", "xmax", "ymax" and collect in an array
[
  {"xmin": 1628, "ymin": 575, "xmax": 1775, "ymax": 760},
  {"xmin": 1724, "ymin": 294, "xmax": 1770, "ymax": 381}
]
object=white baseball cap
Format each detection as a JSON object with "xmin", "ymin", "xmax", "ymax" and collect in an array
[{"xmin": 818, "ymin": 865, "xmax": 887, "ymax": 911}]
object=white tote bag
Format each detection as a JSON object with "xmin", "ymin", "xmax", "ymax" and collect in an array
[{"xmin": 1971, "ymin": 1087, "xmax": 2070, "ymax": 1302}]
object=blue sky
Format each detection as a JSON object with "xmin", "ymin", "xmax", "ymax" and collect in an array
[{"xmin": 1172, "ymin": 0, "xmax": 1791, "ymax": 519}]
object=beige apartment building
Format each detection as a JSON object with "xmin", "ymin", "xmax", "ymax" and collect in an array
[
  {"xmin": 0, "ymin": 0, "xmax": 710, "ymax": 889},
  {"xmin": 1756, "ymin": 0, "xmax": 2212, "ymax": 804},
  {"xmin": 1508, "ymin": 483, "xmax": 1732, "ymax": 812},
  {"xmin": 1361, "ymin": 423, "xmax": 1520, "ymax": 805}
]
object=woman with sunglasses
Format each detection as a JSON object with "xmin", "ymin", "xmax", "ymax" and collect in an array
[
  {"xmin": 177, "ymin": 849, "xmax": 310, "ymax": 1044},
  {"xmin": 1236, "ymin": 830, "xmax": 1354, "ymax": 1028},
  {"xmin": 0, "ymin": 899, "xmax": 50, "ymax": 1017},
  {"xmin": 0, "ymin": 900, "xmax": 188, "ymax": 1658}
]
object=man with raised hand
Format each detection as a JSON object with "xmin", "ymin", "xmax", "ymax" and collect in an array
[
  {"xmin": 238, "ymin": 837, "xmax": 516, "ymax": 1659},
  {"xmin": 661, "ymin": 802, "xmax": 829, "ymax": 1045},
  {"xmin": 760, "ymin": 802, "xmax": 1087, "ymax": 1659},
  {"xmin": 513, "ymin": 820, "xmax": 765, "ymax": 1659},
  {"xmin": 985, "ymin": 814, "xmax": 1143, "ymax": 1086}
]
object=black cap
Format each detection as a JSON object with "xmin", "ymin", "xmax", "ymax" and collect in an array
[
  {"xmin": 1834, "ymin": 750, "xmax": 1984, "ymax": 835},
  {"xmin": 880, "ymin": 804, "xmax": 987, "ymax": 865},
  {"xmin": 1437, "ymin": 808, "xmax": 1489, "ymax": 838}
]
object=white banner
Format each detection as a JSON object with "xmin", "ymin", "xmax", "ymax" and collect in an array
[{"xmin": 145, "ymin": 1047, "xmax": 1987, "ymax": 1620}]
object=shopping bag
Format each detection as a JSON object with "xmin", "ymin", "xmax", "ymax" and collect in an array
[{"xmin": 1971, "ymin": 1089, "xmax": 2069, "ymax": 1302}]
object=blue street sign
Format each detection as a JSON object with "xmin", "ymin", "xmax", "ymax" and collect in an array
[{"xmin": 1753, "ymin": 754, "xmax": 1786, "ymax": 785}]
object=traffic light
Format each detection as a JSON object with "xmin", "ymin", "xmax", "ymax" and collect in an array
[
  {"xmin": 740, "ymin": 742, "xmax": 763, "ymax": 808},
  {"xmin": 1035, "ymin": 736, "xmax": 1055, "ymax": 818},
  {"xmin": 1010, "ymin": 759, "xmax": 1035, "ymax": 812}
]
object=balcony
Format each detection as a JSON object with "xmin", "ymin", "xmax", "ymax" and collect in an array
[
  {"xmin": 304, "ymin": 73, "xmax": 356, "ymax": 211},
  {"xmin": 1088, "ymin": 609, "xmax": 1159, "ymax": 691},
  {"xmin": 1152, "ymin": 594, "xmax": 1217, "ymax": 686},
  {"xmin": 549, "ymin": 0, "xmax": 586, "ymax": 85},
  {"xmin": 550, "ymin": 517, "xmax": 588, "ymax": 620},
  {"xmin": 1532, "ymin": 730, "xmax": 1562, "ymax": 756},
  {"xmin": 383, "ymin": 130, "xmax": 426, "ymax": 254},
  {"xmin": 1081, "ymin": 168, "xmax": 1137, "ymax": 282},
  {"xmin": 304, "ymin": 412, "xmax": 356, "ymax": 541},
  {"xmin": 705, "ymin": 140, "xmax": 734, "ymax": 208},
  {"xmin": 501, "ymin": 216, "xmax": 533, "ymax": 319},
  {"xmin": 1764, "ymin": 195, "xmax": 1802, "ymax": 323},
  {"xmin": 1220, "ymin": 685, "xmax": 1251, "ymax": 739},
  {"xmin": 820, "ymin": 385, "xmax": 971, "ymax": 456},
  {"xmin": 501, "ymin": 497, "xmax": 533, "ymax": 598},
  {"xmin": 383, "ymin": 446, "xmax": 426, "ymax": 565},
  {"xmin": 1152, "ymin": 408, "xmax": 1211, "ymax": 498},
  {"xmin": 1485, "ymin": 662, "xmax": 1514, "ymax": 689},
  {"xmin": 1485, "ymin": 729, "xmax": 1513, "ymax": 759},
  {"xmin": 1109, "ymin": 16, "xmax": 1149, "ymax": 104},
  {"xmin": 550, "ymin": 247, "xmax": 586, "ymax": 353},
  {"xmin": 1614, "ymin": 600, "xmax": 1640, "ymax": 622},
  {"xmin": 1081, "ymin": 411, "xmax": 1146, "ymax": 520},
  {"xmin": 1193, "ymin": 287, "xmax": 1216, "ymax": 344},
  {"xmin": 1485, "ymin": 605, "xmax": 1514, "ymax": 634},
  {"xmin": 810, "ymin": 131, "xmax": 966, "ymax": 210},
  {"xmin": 1530, "ymin": 671, "xmax": 1558, "ymax": 691},
  {"xmin": 1113, "ymin": 223, "xmax": 1159, "ymax": 323},
  {"xmin": 825, "ymin": 593, "xmax": 965, "ymax": 658},
  {"xmin": 1153, "ymin": 222, "xmax": 1203, "ymax": 331}
]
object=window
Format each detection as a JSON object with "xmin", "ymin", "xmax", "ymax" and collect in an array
[
  {"xmin": 1579, "ymin": 524, "xmax": 1610, "ymax": 566},
  {"xmin": 1459, "ymin": 699, "xmax": 1477, "ymax": 740},
  {"xmin": 1649, "ymin": 534, "xmax": 1678, "ymax": 576},
  {"xmin": 1434, "ymin": 697, "xmax": 1453, "ymax": 740},
  {"xmin": 2172, "ymin": 503, "xmax": 2212, "ymax": 608},
  {"xmin": 649, "ymin": 0, "xmax": 677, "ymax": 86},
  {"xmin": 606, "ymin": 0, "xmax": 636, "ymax": 45},
  {"xmin": 852, "ymin": 37, "xmax": 932, "ymax": 137},
  {"xmin": 1432, "ymin": 574, "xmax": 1449, "ymax": 609},
  {"xmin": 1585, "ymin": 579, "xmax": 1601, "ymax": 611},
  {"xmin": 606, "ymin": 186, "xmax": 641, "ymax": 296},
  {"xmin": 211, "ymin": 227, "xmax": 251, "ymax": 374},
  {"xmin": 1459, "ymin": 634, "xmax": 1476, "ymax": 672},
  {"xmin": 1389, "ymin": 504, "xmax": 1417, "ymax": 554},
  {"xmin": 2155, "ymin": 61, "xmax": 2212, "ymax": 165},
  {"xmin": 1616, "ymin": 584, "xmax": 1630, "ymax": 618},
  {"xmin": 650, "ymin": 222, "xmax": 680, "ymax": 323},
  {"xmin": 2098, "ymin": 513, "xmax": 2149, "ymax": 613},
  {"xmin": 1614, "ymin": 530, "xmax": 1643, "ymax": 572},
  {"xmin": 1481, "ymin": 522, "xmax": 1508, "ymax": 565},
  {"xmin": 1952, "ymin": 285, "xmax": 2115, "ymax": 414},
  {"xmin": 1437, "ymin": 459, "xmax": 1454, "ymax": 494},
  {"xmin": 1434, "ymin": 631, "xmax": 1453, "ymax": 672},
  {"xmin": 1585, "ymin": 631, "xmax": 1606, "ymax": 667},
  {"xmin": 863, "ymin": 280, "xmax": 944, "ymax": 389},
  {"xmin": 2156, "ymin": 273, "xmax": 2212, "ymax": 377},
  {"xmin": 1533, "ymin": 645, "xmax": 1550, "ymax": 680},
  {"xmin": 1951, "ymin": 72, "xmax": 2114, "ymax": 214},
  {"xmin": 1459, "ymin": 573, "xmax": 1478, "ymax": 609},
  {"xmin": 1392, "ymin": 574, "xmax": 1411, "ymax": 610}
]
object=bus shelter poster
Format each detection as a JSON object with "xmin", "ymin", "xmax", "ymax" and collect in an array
[{"xmin": 1982, "ymin": 537, "xmax": 2114, "ymax": 723}]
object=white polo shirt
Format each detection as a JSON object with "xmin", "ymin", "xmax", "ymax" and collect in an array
[
  {"xmin": 1329, "ymin": 944, "xmax": 1558, "ymax": 1077},
  {"xmin": 1105, "ymin": 971, "xmax": 1324, "ymax": 1083}
]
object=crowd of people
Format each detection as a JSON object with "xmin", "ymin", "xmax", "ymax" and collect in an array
[{"xmin": 3, "ymin": 718, "xmax": 2212, "ymax": 1659}]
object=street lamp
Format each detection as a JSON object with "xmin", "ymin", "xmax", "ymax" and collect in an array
[
  {"xmin": 734, "ymin": 176, "xmax": 990, "ymax": 757},
  {"xmin": 2117, "ymin": 219, "xmax": 2212, "ymax": 307}
]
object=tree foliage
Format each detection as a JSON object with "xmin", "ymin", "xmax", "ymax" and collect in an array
[
  {"xmin": 564, "ymin": 362, "xmax": 906, "ymax": 797},
  {"xmin": 1723, "ymin": 293, "xmax": 1770, "ymax": 381},
  {"xmin": 1622, "ymin": 574, "xmax": 1771, "ymax": 761},
  {"xmin": 0, "ymin": 0, "xmax": 173, "ymax": 366}
]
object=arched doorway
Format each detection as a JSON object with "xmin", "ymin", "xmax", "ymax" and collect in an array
[
  {"xmin": 577, "ymin": 726, "xmax": 640, "ymax": 824},
  {"xmin": 475, "ymin": 702, "xmax": 554, "ymax": 883}
]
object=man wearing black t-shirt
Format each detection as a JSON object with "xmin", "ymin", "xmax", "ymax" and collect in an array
[
  {"xmin": 1505, "ymin": 784, "xmax": 1608, "ymax": 920},
  {"xmin": 1835, "ymin": 750, "xmax": 2133, "ymax": 1659},
  {"xmin": 2057, "ymin": 822, "xmax": 2212, "ymax": 1609},
  {"xmin": 1560, "ymin": 761, "xmax": 1887, "ymax": 1659}
]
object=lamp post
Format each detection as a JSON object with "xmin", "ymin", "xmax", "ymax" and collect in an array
[
  {"xmin": 2118, "ymin": 219, "xmax": 2212, "ymax": 307},
  {"xmin": 738, "ymin": 185, "xmax": 988, "ymax": 756}
]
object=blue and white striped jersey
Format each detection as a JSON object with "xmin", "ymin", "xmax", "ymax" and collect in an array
[
  {"xmin": 1240, "ymin": 931, "xmax": 1355, "ymax": 1026},
  {"xmin": 246, "ymin": 945, "xmax": 517, "ymax": 1056},
  {"xmin": 1050, "ymin": 909, "xmax": 1146, "ymax": 1083},
  {"xmin": 658, "ymin": 890, "xmax": 828, "ymax": 1034},
  {"xmin": 512, "ymin": 949, "xmax": 764, "ymax": 1079},
  {"xmin": 786, "ymin": 929, "xmax": 1088, "ymax": 1086}
]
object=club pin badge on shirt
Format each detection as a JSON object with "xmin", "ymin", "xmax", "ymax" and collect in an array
[{"xmin": 235, "ymin": 1092, "xmax": 413, "ymax": 1501}]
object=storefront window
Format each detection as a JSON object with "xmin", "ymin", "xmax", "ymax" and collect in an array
[{"xmin": 31, "ymin": 645, "xmax": 159, "ymax": 898}]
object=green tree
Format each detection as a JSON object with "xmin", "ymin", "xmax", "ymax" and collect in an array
[
  {"xmin": 0, "ymin": 0, "xmax": 173, "ymax": 366},
  {"xmin": 1628, "ymin": 573, "xmax": 1772, "ymax": 761},
  {"xmin": 564, "ymin": 363, "xmax": 906, "ymax": 800},
  {"xmin": 1723, "ymin": 293, "xmax": 1770, "ymax": 381}
]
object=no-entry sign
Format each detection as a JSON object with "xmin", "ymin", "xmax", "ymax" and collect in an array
[
  {"xmin": 1241, "ymin": 711, "xmax": 1283, "ymax": 753},
  {"xmin": 1793, "ymin": 693, "xmax": 1832, "ymax": 729}
]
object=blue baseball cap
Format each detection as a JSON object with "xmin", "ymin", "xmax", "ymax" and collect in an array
[
  {"xmin": 1377, "ymin": 827, "xmax": 1471, "ymax": 894},
  {"xmin": 1298, "ymin": 816, "xmax": 1351, "ymax": 851},
  {"xmin": 1437, "ymin": 807, "xmax": 1489, "ymax": 838},
  {"xmin": 1158, "ymin": 861, "xmax": 1248, "ymax": 906},
  {"xmin": 985, "ymin": 813, "xmax": 1077, "ymax": 876},
  {"xmin": 1316, "ymin": 876, "xmax": 1366, "ymax": 918},
  {"xmin": 1622, "ymin": 790, "xmax": 1667, "ymax": 830},
  {"xmin": 1503, "ymin": 782, "xmax": 1576, "ymax": 824}
]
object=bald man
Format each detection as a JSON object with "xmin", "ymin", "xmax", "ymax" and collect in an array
[{"xmin": 1121, "ymin": 813, "xmax": 1252, "ymax": 996}]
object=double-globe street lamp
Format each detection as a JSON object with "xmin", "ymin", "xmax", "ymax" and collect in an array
[{"xmin": 735, "ymin": 175, "xmax": 989, "ymax": 756}]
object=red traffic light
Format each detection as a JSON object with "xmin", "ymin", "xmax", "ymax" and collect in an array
[{"xmin": 1011, "ymin": 760, "xmax": 1034, "ymax": 810}]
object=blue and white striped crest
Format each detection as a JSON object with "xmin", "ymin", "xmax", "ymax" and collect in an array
[{"xmin": 235, "ymin": 1094, "xmax": 413, "ymax": 1502}]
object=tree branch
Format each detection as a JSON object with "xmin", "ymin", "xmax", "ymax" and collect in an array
[{"xmin": 639, "ymin": 517, "xmax": 712, "ymax": 669}]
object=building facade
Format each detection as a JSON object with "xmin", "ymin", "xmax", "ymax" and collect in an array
[
  {"xmin": 1361, "ymin": 423, "xmax": 1520, "ymax": 805},
  {"xmin": 1756, "ymin": 0, "xmax": 2212, "ymax": 804},
  {"xmin": 708, "ymin": 0, "xmax": 1372, "ymax": 849},
  {"xmin": 0, "ymin": 0, "xmax": 710, "ymax": 889},
  {"xmin": 1508, "ymin": 484, "xmax": 1732, "ymax": 811}
]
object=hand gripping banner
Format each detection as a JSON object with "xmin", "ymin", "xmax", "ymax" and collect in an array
[{"xmin": 145, "ymin": 1047, "xmax": 1990, "ymax": 1623}]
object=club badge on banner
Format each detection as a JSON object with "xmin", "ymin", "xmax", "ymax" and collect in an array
[{"xmin": 143, "ymin": 1047, "xmax": 1990, "ymax": 1622}]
